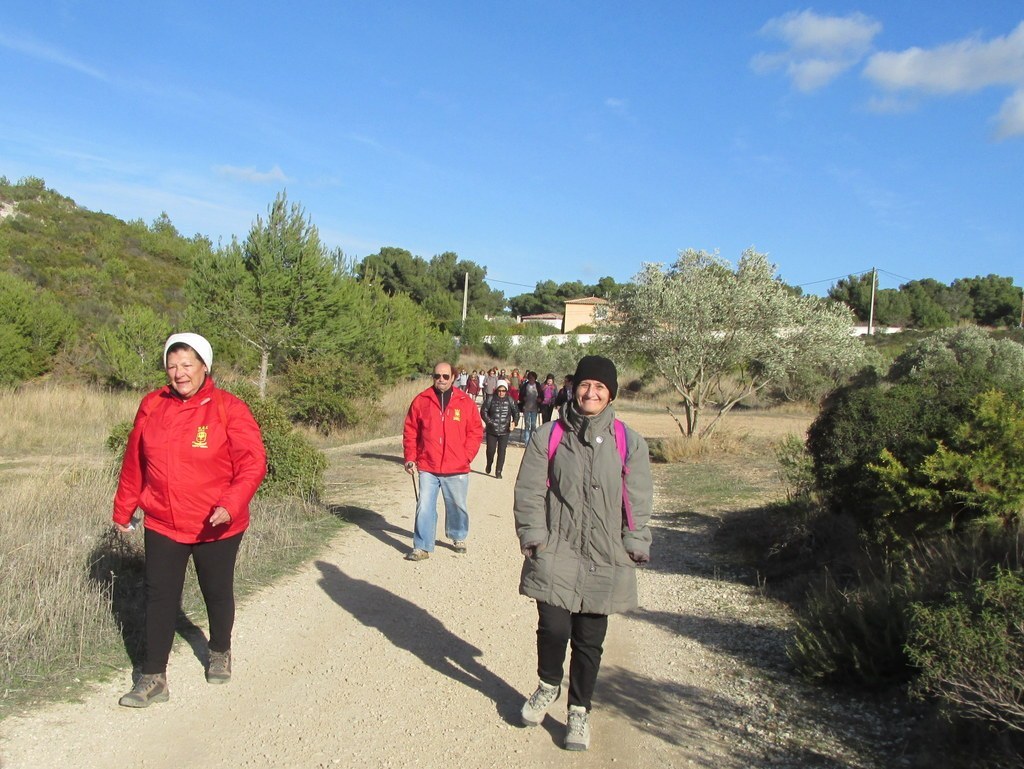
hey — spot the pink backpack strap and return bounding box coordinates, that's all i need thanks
[545,422,564,488]
[614,419,635,531]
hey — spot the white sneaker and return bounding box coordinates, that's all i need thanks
[565,705,590,751]
[521,680,560,726]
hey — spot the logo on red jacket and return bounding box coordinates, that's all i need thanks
[192,425,210,448]
[453,409,461,421]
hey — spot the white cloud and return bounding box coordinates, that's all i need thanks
[864,22,1024,93]
[994,89,1024,139]
[605,97,628,111]
[863,22,1024,138]
[753,10,882,91]
[0,30,107,81]
[214,164,291,184]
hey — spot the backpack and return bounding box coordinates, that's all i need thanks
[546,420,636,531]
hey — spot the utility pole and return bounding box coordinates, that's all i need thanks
[461,271,469,326]
[867,267,877,335]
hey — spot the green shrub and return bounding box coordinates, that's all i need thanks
[283,354,378,434]
[807,329,1024,548]
[96,305,171,390]
[775,433,815,501]
[226,382,326,500]
[907,567,1024,733]
[0,272,77,384]
[870,390,1024,540]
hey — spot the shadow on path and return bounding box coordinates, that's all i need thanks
[329,505,411,555]
[315,560,523,723]
[356,452,404,465]
[87,528,221,671]
[598,665,857,769]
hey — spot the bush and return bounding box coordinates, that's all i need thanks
[807,329,1024,548]
[283,354,378,435]
[790,527,1023,692]
[226,382,326,500]
[907,566,1024,733]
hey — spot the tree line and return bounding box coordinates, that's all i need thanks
[829,271,1022,328]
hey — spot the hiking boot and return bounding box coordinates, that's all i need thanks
[206,649,231,684]
[452,540,467,554]
[565,705,591,751]
[521,680,560,726]
[405,549,429,561]
[118,673,168,708]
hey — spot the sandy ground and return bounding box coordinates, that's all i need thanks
[1,408,898,769]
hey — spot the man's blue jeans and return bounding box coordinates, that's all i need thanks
[413,472,469,551]
[522,411,539,447]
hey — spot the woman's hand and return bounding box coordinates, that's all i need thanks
[209,506,232,526]
[113,522,133,534]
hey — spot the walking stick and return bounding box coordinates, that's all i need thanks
[411,469,419,503]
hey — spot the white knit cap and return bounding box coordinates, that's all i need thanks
[496,379,509,389]
[164,332,213,371]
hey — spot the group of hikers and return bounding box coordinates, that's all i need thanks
[113,335,653,754]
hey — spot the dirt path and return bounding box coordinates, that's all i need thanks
[0,410,899,768]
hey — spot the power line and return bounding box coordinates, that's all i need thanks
[482,276,536,289]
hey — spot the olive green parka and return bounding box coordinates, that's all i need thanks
[514,399,653,615]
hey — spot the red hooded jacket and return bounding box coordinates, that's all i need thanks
[113,377,267,544]
[403,385,482,474]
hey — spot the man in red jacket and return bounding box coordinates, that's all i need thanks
[403,361,483,561]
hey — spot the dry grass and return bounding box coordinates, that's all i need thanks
[0,385,139,458]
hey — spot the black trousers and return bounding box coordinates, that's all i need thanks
[485,432,510,473]
[142,528,243,674]
[535,601,609,711]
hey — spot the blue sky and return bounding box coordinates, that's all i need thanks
[2,2,1022,297]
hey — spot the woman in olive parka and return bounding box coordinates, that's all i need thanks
[513,355,653,751]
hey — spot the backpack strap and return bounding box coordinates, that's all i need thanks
[545,422,565,488]
[614,419,635,531]
[545,418,635,532]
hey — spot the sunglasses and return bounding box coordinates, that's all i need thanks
[432,373,452,380]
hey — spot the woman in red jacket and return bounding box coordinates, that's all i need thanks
[112,333,267,708]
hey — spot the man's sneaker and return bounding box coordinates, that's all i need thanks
[521,680,560,726]
[207,649,231,684]
[118,673,168,708]
[565,705,591,751]
[405,549,429,561]
[452,540,467,554]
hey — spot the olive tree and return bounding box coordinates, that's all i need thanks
[612,248,861,438]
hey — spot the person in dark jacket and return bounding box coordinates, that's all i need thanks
[553,374,574,420]
[518,371,541,446]
[514,355,652,751]
[480,380,520,479]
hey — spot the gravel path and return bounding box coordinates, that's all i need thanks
[0,412,906,768]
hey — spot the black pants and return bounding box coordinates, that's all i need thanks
[485,432,510,473]
[540,404,555,423]
[535,601,609,711]
[142,528,243,674]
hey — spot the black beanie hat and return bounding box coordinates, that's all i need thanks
[573,355,618,400]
